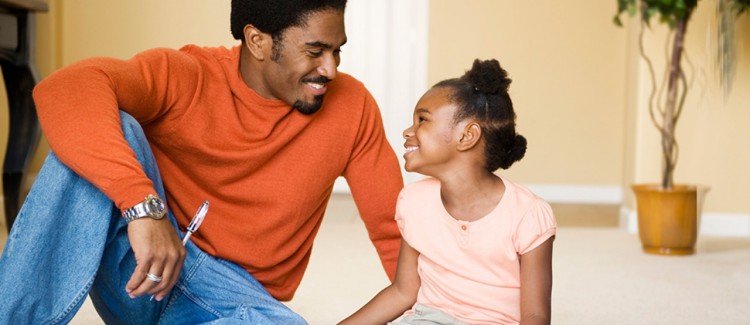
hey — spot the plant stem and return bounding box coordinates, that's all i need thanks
[662,17,690,190]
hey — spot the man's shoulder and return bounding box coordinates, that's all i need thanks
[324,72,374,111]
[176,44,238,61]
[330,72,366,92]
[132,45,236,66]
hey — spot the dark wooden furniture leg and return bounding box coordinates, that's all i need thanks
[0,0,48,231]
[1,62,41,230]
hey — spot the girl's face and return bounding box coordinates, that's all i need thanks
[402,87,464,175]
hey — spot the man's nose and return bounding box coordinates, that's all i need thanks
[317,54,338,80]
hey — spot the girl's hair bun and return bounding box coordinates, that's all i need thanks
[463,59,511,95]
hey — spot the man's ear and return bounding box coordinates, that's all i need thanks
[457,122,482,151]
[243,25,268,60]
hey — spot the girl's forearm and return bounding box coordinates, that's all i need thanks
[338,285,415,325]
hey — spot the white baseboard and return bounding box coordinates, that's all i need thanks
[334,181,750,237]
[527,184,750,237]
[337,181,626,204]
[16,176,750,237]
[523,184,623,205]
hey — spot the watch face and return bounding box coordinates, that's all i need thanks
[145,196,166,219]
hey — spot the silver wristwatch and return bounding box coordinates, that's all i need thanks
[123,194,167,223]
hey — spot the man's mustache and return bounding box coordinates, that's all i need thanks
[302,76,331,84]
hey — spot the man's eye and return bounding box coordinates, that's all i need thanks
[308,51,323,57]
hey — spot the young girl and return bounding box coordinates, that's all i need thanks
[339,59,556,325]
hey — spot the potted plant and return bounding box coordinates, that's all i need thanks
[614,0,750,255]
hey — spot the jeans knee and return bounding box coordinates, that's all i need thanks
[118,111,148,148]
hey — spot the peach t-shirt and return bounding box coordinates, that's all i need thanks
[396,177,556,324]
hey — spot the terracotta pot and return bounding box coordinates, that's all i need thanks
[631,184,701,255]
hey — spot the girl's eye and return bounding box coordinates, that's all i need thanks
[418,117,426,123]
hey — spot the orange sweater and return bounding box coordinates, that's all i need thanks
[32,45,403,300]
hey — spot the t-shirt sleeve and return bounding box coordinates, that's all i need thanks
[514,199,557,255]
[395,189,408,239]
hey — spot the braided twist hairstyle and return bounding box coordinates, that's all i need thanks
[434,59,527,171]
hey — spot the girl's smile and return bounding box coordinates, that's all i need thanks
[402,87,462,174]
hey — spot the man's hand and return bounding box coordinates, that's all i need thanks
[125,218,186,301]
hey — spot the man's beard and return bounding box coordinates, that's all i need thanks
[293,95,325,115]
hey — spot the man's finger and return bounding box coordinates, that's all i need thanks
[125,264,149,297]
[131,271,162,298]
[151,259,183,301]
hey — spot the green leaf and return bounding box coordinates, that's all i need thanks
[613,0,701,29]
[614,16,623,26]
[628,2,638,15]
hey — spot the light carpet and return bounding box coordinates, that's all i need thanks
[3,196,749,324]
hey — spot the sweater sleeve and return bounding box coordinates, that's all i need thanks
[32,47,200,210]
[343,90,404,281]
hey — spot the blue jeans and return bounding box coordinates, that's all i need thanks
[0,112,307,325]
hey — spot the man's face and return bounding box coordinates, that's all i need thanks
[258,10,347,115]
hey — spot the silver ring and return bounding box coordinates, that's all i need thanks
[146,273,163,283]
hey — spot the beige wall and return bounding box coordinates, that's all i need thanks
[429,0,750,216]
[2,1,748,219]
[59,0,235,63]
[429,0,628,186]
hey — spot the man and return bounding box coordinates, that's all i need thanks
[0,0,403,323]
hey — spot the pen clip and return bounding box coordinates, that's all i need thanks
[187,200,209,233]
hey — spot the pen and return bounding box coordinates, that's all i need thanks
[183,200,209,245]
[151,200,209,301]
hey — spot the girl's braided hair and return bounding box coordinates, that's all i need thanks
[434,59,527,171]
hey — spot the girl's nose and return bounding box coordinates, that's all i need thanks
[403,127,413,139]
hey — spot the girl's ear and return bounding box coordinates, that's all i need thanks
[457,122,482,151]
[244,25,268,60]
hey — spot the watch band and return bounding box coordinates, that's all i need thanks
[123,194,166,223]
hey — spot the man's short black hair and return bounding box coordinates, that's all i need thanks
[231,0,348,42]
